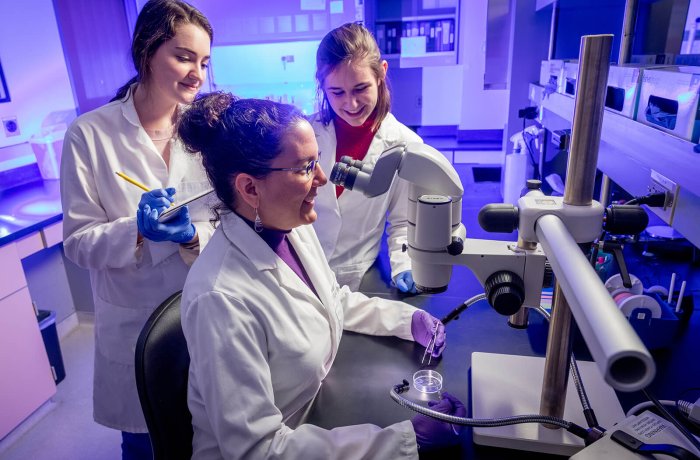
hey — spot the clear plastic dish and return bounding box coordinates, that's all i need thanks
[413,369,443,394]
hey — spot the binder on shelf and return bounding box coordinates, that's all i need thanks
[442,20,451,49]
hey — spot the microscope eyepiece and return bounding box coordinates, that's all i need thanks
[330,162,359,190]
[339,156,365,170]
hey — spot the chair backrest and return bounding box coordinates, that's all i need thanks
[135,291,193,460]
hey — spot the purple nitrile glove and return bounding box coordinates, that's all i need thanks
[411,310,446,358]
[393,270,418,294]
[137,203,196,244]
[411,392,466,451]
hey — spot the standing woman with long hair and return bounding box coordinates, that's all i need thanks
[60,1,213,458]
[311,22,425,294]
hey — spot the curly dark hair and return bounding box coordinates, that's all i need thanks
[178,92,308,214]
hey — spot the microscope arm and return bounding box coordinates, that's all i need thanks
[536,214,655,391]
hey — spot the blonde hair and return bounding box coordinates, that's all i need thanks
[315,23,390,131]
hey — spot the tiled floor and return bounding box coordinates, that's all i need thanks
[0,322,121,460]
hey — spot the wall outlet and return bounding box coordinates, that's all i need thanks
[648,169,680,224]
[2,117,20,137]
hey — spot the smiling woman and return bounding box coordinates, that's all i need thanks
[59,1,215,459]
[175,92,461,460]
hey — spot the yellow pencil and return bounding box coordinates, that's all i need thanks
[116,171,174,207]
[116,171,150,192]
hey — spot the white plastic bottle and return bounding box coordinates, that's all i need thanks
[502,133,529,205]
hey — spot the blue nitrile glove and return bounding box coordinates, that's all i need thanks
[411,310,446,358]
[393,270,418,294]
[137,201,196,244]
[138,187,176,215]
[411,392,466,451]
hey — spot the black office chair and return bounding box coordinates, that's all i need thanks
[135,291,193,460]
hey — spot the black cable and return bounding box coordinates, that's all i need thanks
[611,430,700,460]
[625,192,666,207]
[642,388,700,454]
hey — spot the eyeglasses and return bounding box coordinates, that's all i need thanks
[264,154,321,180]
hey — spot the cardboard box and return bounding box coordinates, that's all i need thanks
[635,66,700,141]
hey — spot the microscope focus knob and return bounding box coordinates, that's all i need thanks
[484,271,525,316]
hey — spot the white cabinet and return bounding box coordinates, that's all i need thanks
[0,241,56,440]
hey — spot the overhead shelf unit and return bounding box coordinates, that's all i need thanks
[375,13,458,67]
[529,83,700,248]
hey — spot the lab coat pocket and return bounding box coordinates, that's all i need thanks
[94,297,154,365]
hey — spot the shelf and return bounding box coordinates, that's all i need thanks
[529,83,700,248]
[529,84,700,197]
[373,3,458,64]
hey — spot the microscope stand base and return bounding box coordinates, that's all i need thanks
[471,352,625,457]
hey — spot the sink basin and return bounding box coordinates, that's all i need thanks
[16,200,62,217]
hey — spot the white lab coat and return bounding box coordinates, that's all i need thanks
[311,113,422,291]
[61,90,215,432]
[181,212,420,460]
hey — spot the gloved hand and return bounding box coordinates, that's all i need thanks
[411,392,466,451]
[393,270,418,294]
[137,192,196,244]
[411,310,446,358]
[138,188,176,215]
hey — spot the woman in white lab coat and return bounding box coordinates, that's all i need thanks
[311,23,423,293]
[60,1,214,458]
[177,93,463,459]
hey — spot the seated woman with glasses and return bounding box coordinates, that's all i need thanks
[176,93,463,459]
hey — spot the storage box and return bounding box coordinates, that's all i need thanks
[604,65,642,118]
[635,66,700,141]
[628,293,692,350]
[30,130,65,180]
[539,60,565,92]
[559,61,579,96]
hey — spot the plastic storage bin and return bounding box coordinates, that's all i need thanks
[30,131,65,180]
[635,66,700,141]
[37,309,66,384]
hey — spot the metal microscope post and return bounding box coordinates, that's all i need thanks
[539,34,612,422]
[600,0,638,207]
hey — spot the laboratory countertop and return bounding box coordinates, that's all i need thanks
[0,179,63,247]
[305,256,700,460]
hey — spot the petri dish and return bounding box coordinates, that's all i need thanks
[413,369,443,394]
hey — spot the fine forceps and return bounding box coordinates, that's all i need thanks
[420,327,439,366]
